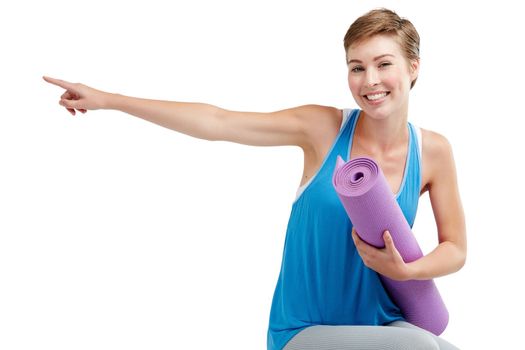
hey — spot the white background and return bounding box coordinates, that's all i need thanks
[1,0,523,349]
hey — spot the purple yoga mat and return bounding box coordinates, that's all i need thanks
[332,156,448,335]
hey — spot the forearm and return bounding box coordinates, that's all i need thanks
[107,93,222,140]
[406,241,466,280]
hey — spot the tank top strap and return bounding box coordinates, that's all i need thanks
[334,108,360,161]
[396,122,422,226]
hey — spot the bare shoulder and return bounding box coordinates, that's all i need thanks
[421,128,457,188]
[421,128,453,158]
[291,105,344,182]
[291,104,343,149]
[291,104,342,126]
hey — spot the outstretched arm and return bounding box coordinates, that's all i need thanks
[43,76,337,148]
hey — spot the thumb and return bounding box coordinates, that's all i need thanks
[383,230,396,250]
[60,98,82,110]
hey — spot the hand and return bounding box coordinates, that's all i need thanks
[351,228,411,281]
[43,76,111,116]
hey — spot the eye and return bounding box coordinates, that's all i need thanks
[350,66,364,73]
[379,62,392,69]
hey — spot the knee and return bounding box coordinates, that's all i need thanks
[388,321,441,350]
[410,332,440,350]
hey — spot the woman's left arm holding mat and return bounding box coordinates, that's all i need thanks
[406,130,467,280]
[352,130,467,281]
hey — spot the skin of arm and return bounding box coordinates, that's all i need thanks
[408,130,467,280]
[42,76,339,151]
[108,93,312,147]
[352,130,467,281]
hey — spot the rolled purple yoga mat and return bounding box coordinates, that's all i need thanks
[332,156,448,335]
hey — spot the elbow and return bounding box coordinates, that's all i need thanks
[187,104,226,142]
[460,249,467,269]
[456,253,467,272]
[208,107,229,142]
[454,244,467,272]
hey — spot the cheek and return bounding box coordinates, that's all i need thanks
[347,75,362,95]
[384,68,411,91]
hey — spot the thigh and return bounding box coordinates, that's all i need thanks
[283,323,444,350]
[388,321,460,350]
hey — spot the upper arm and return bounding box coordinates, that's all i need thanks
[424,130,467,252]
[213,104,341,149]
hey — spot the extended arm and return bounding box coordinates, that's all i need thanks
[43,76,338,148]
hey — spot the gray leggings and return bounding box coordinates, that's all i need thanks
[283,321,460,350]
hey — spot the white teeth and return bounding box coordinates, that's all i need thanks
[366,92,387,101]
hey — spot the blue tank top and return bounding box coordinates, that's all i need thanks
[267,108,422,350]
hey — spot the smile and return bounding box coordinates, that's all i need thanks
[364,92,389,101]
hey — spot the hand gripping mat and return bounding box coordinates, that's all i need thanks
[332,156,448,335]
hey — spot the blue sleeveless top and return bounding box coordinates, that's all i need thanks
[267,109,422,350]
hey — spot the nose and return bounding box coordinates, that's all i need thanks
[365,68,380,87]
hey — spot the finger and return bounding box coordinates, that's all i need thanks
[58,98,79,116]
[352,230,364,249]
[383,231,396,251]
[60,98,81,110]
[43,76,75,91]
[79,109,87,114]
[351,228,358,242]
[61,91,78,100]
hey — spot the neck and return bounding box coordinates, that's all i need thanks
[356,110,408,153]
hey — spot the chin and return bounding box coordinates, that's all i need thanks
[357,104,390,120]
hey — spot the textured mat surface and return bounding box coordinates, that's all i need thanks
[332,156,448,335]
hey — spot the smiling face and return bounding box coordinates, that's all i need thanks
[346,34,419,121]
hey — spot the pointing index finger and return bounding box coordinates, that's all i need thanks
[43,76,74,90]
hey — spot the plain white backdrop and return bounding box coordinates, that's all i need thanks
[1,0,523,349]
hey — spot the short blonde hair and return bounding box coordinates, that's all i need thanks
[344,8,420,88]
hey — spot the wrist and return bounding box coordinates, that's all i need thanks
[102,92,123,110]
[404,261,421,281]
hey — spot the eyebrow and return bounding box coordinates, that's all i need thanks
[346,54,395,65]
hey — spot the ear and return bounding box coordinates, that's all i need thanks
[409,58,420,82]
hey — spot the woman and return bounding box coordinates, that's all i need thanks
[44,8,466,350]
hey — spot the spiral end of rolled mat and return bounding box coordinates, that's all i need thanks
[332,156,380,197]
